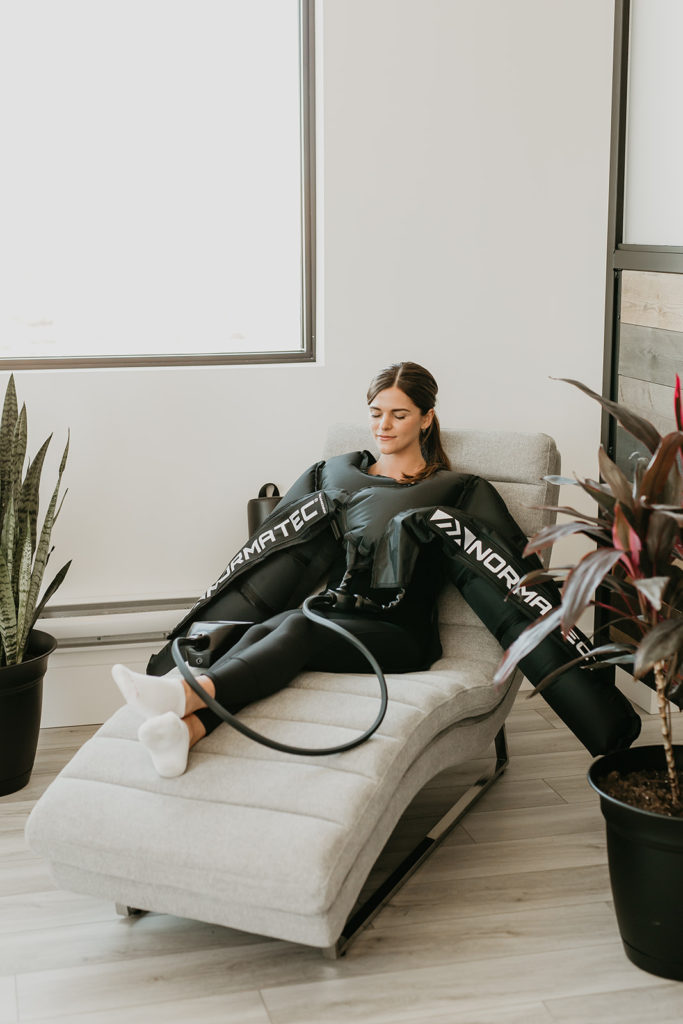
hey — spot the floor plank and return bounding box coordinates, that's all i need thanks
[543,980,683,1022]
[2,693,682,1022]
[259,944,662,1024]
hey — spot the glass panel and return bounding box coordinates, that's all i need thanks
[623,0,683,246]
[0,0,303,363]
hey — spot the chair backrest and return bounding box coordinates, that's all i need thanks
[323,425,561,634]
[323,424,560,540]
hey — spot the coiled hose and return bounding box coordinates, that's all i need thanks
[171,593,388,755]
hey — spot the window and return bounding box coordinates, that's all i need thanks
[0,0,315,368]
[604,0,683,468]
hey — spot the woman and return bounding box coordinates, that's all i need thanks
[113,361,455,777]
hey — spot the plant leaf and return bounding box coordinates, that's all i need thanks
[577,478,617,517]
[528,641,636,692]
[494,607,564,686]
[555,378,662,454]
[532,504,607,525]
[512,566,570,590]
[15,434,51,558]
[0,495,15,588]
[543,475,580,487]
[10,405,27,503]
[0,548,17,665]
[612,503,642,573]
[29,560,71,634]
[646,510,680,575]
[560,547,624,633]
[15,516,33,654]
[0,376,18,529]
[523,520,609,557]
[634,619,683,679]
[675,374,682,432]
[598,446,634,508]
[632,576,670,612]
[638,432,683,505]
[19,447,68,656]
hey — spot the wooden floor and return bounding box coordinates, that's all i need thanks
[2,694,683,1023]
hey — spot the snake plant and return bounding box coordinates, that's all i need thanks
[0,375,70,665]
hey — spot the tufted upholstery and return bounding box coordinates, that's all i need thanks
[26,427,560,950]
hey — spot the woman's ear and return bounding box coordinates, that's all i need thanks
[421,408,435,432]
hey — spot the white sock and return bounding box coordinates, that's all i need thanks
[138,712,191,778]
[112,663,190,719]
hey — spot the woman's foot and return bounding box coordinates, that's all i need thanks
[112,664,188,719]
[138,712,190,777]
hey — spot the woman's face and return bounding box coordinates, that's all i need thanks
[368,386,434,458]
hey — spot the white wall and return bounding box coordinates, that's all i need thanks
[9,0,616,724]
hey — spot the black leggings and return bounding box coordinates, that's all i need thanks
[194,608,428,736]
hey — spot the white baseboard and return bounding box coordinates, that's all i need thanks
[40,642,163,728]
[616,667,680,717]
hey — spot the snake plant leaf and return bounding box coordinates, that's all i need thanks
[598,445,635,509]
[15,434,51,558]
[634,618,683,679]
[0,547,18,666]
[29,560,71,638]
[19,482,61,656]
[0,376,18,527]
[493,606,564,686]
[560,547,624,634]
[10,405,27,502]
[555,378,662,454]
[53,489,68,525]
[58,430,69,477]
[523,520,609,558]
[0,495,15,586]
[15,516,33,654]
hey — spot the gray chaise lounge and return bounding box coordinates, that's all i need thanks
[26,425,560,956]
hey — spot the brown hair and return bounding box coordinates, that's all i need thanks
[366,361,451,480]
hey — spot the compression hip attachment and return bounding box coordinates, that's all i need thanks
[170,592,389,756]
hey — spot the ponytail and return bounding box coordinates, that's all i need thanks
[418,413,451,480]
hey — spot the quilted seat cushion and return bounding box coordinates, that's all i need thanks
[26,625,511,920]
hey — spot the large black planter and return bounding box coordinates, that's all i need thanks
[588,744,683,981]
[0,630,56,797]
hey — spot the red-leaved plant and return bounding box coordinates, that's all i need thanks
[495,377,683,808]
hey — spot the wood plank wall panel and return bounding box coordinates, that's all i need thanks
[615,271,683,475]
[618,375,678,436]
[619,323,683,388]
[621,270,683,332]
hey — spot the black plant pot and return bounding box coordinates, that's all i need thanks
[0,630,56,797]
[588,744,683,981]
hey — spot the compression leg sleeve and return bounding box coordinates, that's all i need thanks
[382,502,642,755]
[447,556,642,755]
[147,527,340,677]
